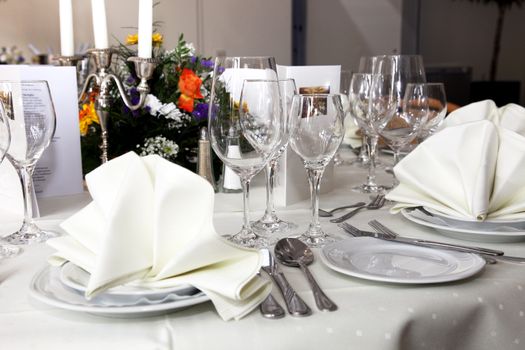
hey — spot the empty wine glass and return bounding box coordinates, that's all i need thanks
[0,101,21,258]
[208,57,281,248]
[417,82,447,140]
[334,70,352,166]
[0,81,57,245]
[288,94,345,247]
[349,72,390,193]
[251,78,298,236]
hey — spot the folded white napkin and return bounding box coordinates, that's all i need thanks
[47,152,270,321]
[387,100,525,221]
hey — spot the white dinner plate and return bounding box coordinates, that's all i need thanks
[402,208,525,243]
[320,237,485,284]
[59,262,198,304]
[30,265,210,318]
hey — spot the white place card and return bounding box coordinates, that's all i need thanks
[0,65,84,199]
[250,65,341,207]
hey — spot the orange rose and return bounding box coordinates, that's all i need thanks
[178,68,203,99]
[178,94,195,112]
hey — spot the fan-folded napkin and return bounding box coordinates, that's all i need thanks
[47,152,271,320]
[387,100,525,221]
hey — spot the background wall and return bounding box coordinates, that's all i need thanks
[0,0,292,64]
[305,0,403,72]
[419,0,525,104]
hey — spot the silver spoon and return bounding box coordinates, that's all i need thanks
[274,238,338,312]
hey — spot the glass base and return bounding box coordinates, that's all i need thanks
[226,226,277,249]
[296,231,336,248]
[352,183,392,194]
[0,243,21,259]
[5,221,59,245]
[251,214,298,236]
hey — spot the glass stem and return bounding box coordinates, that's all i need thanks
[307,167,324,234]
[241,178,251,230]
[367,135,379,187]
[263,160,277,219]
[392,150,401,187]
[359,134,369,161]
[19,165,35,226]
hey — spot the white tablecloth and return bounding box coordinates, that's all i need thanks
[1,152,525,350]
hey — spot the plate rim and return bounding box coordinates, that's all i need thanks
[422,206,525,225]
[59,262,196,298]
[320,237,485,284]
[402,208,525,238]
[30,265,210,316]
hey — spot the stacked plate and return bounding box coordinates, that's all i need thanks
[30,263,210,317]
[402,207,525,243]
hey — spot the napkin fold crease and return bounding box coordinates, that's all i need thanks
[48,152,270,320]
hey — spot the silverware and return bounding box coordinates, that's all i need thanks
[274,238,337,312]
[260,248,312,317]
[319,202,366,217]
[340,222,525,264]
[367,220,504,256]
[259,293,285,319]
[330,195,386,223]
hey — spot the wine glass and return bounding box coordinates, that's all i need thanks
[416,82,447,140]
[208,57,281,248]
[288,94,345,247]
[0,81,57,245]
[0,101,21,258]
[251,78,298,236]
[334,70,352,166]
[369,55,427,185]
[348,72,390,193]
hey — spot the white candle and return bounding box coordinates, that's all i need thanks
[91,0,108,49]
[138,0,153,58]
[59,0,74,56]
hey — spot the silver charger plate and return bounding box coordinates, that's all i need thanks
[30,265,210,318]
[320,237,485,284]
[402,208,525,243]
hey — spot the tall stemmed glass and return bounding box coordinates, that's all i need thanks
[288,94,345,247]
[349,73,390,193]
[252,78,298,236]
[0,81,57,244]
[209,57,281,248]
[369,55,427,185]
[0,102,21,258]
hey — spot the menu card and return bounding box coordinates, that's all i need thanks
[0,65,84,199]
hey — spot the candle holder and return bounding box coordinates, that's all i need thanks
[54,55,84,67]
[79,48,158,163]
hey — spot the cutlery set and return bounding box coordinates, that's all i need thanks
[260,194,525,319]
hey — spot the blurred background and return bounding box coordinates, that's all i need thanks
[0,0,524,105]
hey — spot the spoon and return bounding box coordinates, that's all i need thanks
[274,238,338,312]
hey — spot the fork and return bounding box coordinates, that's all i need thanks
[329,195,386,223]
[318,201,366,217]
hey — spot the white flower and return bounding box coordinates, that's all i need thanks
[145,94,163,116]
[183,42,196,57]
[138,136,179,160]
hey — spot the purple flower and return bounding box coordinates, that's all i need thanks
[192,102,209,121]
[201,59,214,69]
[218,66,225,74]
[190,56,197,64]
[126,75,137,85]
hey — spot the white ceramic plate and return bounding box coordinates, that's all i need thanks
[402,208,525,243]
[320,237,485,284]
[59,262,198,304]
[30,265,210,318]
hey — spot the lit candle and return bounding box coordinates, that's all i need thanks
[59,0,74,56]
[91,0,108,49]
[138,0,153,58]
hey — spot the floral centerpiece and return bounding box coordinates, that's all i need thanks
[79,34,216,175]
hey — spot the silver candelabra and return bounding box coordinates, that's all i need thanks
[67,48,158,163]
